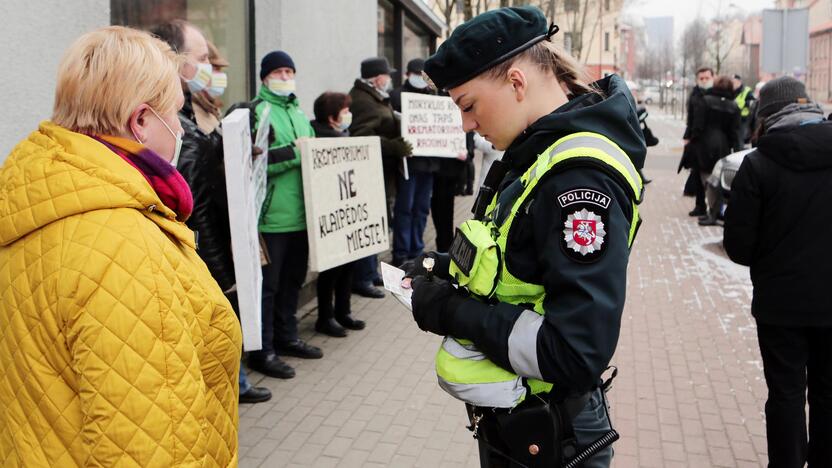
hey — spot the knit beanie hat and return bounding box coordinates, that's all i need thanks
[758,76,810,118]
[260,51,295,80]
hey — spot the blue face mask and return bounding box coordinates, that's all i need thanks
[338,112,352,131]
[207,72,227,98]
[186,62,213,94]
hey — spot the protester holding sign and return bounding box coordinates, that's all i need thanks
[246,51,322,380]
[310,91,367,338]
[152,20,272,404]
[348,56,413,298]
[390,58,440,266]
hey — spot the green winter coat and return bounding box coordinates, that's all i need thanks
[255,87,315,233]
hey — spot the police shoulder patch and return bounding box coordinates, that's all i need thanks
[557,188,610,263]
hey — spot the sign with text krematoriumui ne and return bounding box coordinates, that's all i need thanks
[222,108,263,351]
[300,137,389,272]
[400,92,466,157]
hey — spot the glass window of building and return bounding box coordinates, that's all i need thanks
[378,0,396,67]
[403,16,430,66]
[111,0,250,109]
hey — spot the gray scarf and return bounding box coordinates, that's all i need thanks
[765,102,825,133]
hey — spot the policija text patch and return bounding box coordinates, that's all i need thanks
[558,188,610,263]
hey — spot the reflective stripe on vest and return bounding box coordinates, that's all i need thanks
[435,131,643,408]
[735,86,751,118]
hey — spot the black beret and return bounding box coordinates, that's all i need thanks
[424,6,558,91]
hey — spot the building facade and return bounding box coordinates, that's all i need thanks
[775,0,832,102]
[1,0,444,161]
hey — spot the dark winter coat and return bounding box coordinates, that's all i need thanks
[724,114,832,327]
[680,87,705,172]
[177,94,235,292]
[689,88,741,172]
[348,79,411,177]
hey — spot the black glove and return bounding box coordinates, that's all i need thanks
[401,252,451,281]
[391,137,413,158]
[411,276,466,336]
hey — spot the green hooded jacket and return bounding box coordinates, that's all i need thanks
[254,87,315,233]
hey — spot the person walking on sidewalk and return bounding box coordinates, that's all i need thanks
[348,56,413,298]
[390,58,440,266]
[245,51,322,379]
[152,20,272,404]
[405,7,645,467]
[724,77,832,468]
[680,67,713,215]
[310,91,367,338]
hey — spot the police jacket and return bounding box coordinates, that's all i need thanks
[178,93,236,292]
[441,75,646,393]
[724,113,832,327]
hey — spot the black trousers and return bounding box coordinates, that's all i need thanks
[252,231,309,359]
[756,322,832,468]
[316,262,354,322]
[690,169,706,210]
[431,174,457,253]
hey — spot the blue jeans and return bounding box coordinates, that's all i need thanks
[393,171,434,263]
[572,388,614,467]
[352,254,379,287]
[239,363,251,394]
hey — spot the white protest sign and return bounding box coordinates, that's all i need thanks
[222,108,263,351]
[253,104,270,216]
[400,92,466,157]
[300,136,389,272]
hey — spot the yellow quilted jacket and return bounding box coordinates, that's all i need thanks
[0,122,242,467]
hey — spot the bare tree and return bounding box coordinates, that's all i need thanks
[709,17,741,74]
[680,18,709,79]
[462,0,475,20]
[434,0,458,38]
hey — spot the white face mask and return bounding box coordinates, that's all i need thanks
[207,72,228,98]
[382,79,393,93]
[268,78,296,96]
[145,107,183,167]
[186,62,213,94]
[338,111,352,131]
[699,79,714,90]
[408,74,428,89]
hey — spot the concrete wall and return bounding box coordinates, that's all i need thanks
[255,0,377,118]
[0,0,110,161]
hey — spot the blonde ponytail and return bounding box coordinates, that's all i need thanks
[483,40,601,98]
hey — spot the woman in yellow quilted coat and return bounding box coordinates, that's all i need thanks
[0,27,242,467]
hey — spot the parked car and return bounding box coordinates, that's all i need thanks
[708,148,755,217]
[642,86,660,105]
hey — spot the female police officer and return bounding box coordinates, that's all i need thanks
[403,6,645,468]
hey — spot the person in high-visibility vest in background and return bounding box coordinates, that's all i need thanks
[732,74,757,147]
[402,6,645,467]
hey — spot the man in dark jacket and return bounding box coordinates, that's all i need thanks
[723,77,831,468]
[152,19,272,403]
[348,57,413,297]
[681,67,713,215]
[389,58,440,266]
